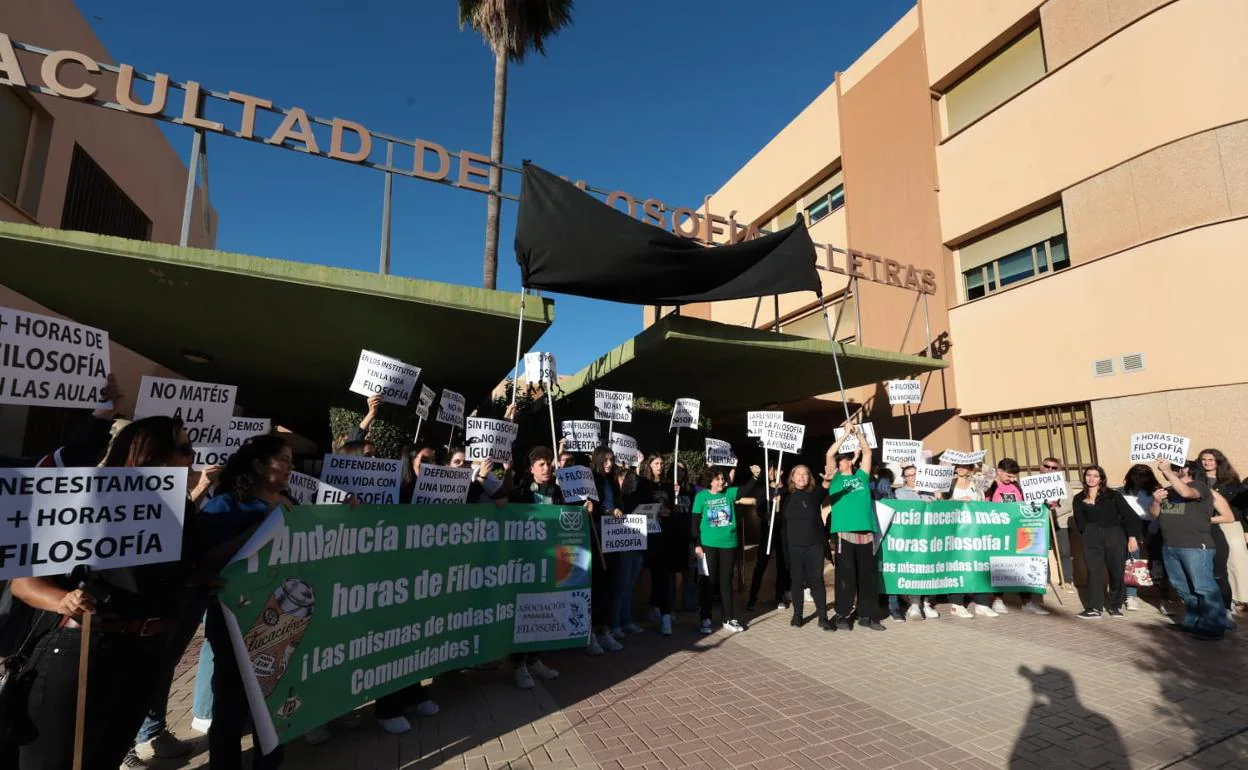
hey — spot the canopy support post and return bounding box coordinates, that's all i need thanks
[773,295,780,333]
[816,290,853,424]
[510,291,526,408]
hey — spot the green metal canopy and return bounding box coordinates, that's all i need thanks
[0,222,553,442]
[556,314,946,417]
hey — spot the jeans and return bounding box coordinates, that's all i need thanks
[136,593,210,742]
[1163,545,1226,636]
[193,636,214,720]
[610,551,644,629]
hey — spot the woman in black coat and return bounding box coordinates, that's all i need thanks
[783,464,835,631]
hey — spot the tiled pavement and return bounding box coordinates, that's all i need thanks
[151,582,1248,770]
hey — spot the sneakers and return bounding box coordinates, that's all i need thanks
[623,623,644,635]
[991,598,1009,614]
[529,660,559,680]
[599,633,624,652]
[377,716,411,735]
[950,605,974,618]
[1125,596,1143,612]
[973,603,999,618]
[1107,607,1125,618]
[1076,609,1102,620]
[610,627,627,640]
[190,717,212,735]
[862,619,887,631]
[889,608,906,622]
[777,600,791,611]
[120,750,146,769]
[415,700,439,717]
[586,634,604,656]
[647,606,661,622]
[905,604,923,620]
[922,602,939,619]
[134,730,190,760]
[305,725,332,745]
[660,614,673,636]
[699,618,713,635]
[1021,601,1051,615]
[514,665,535,689]
[724,619,745,633]
[835,616,852,631]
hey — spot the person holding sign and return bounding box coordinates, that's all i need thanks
[1072,465,1142,619]
[610,466,648,639]
[693,465,761,634]
[825,422,885,631]
[637,454,681,636]
[586,447,627,652]
[985,459,1050,616]
[781,465,835,631]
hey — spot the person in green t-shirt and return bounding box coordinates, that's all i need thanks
[693,464,760,635]
[824,421,886,631]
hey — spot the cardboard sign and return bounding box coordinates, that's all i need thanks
[0,466,188,579]
[436,389,465,428]
[555,466,598,502]
[134,375,237,446]
[561,421,602,453]
[1129,433,1190,467]
[914,466,955,493]
[990,556,1048,589]
[227,417,271,449]
[415,384,436,421]
[881,439,923,465]
[193,445,234,471]
[610,432,639,466]
[348,349,421,406]
[465,417,518,463]
[601,514,648,553]
[670,398,700,430]
[634,502,662,534]
[886,380,922,405]
[1020,472,1069,503]
[763,421,805,455]
[593,389,633,422]
[834,422,878,452]
[0,307,111,408]
[411,464,474,505]
[318,454,402,505]
[747,410,784,439]
[285,471,347,506]
[705,438,738,467]
[941,449,987,466]
[524,352,557,386]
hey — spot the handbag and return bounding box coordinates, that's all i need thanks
[1124,557,1154,587]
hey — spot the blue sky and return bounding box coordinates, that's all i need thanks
[75,0,913,374]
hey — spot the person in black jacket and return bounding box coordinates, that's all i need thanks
[782,465,835,631]
[747,465,789,612]
[1073,465,1142,619]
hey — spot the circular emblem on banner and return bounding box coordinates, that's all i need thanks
[559,508,584,531]
[1019,503,1045,521]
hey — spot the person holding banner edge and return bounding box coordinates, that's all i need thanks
[825,421,885,631]
[942,462,996,619]
[693,465,761,634]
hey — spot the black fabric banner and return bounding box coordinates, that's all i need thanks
[515,164,820,305]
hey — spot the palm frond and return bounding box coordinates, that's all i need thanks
[458,0,575,63]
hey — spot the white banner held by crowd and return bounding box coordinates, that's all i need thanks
[1020,472,1069,503]
[555,466,598,502]
[524,352,557,386]
[1129,433,1190,467]
[465,417,518,463]
[0,467,188,579]
[415,384,436,421]
[411,464,474,505]
[348,349,421,406]
[593,389,633,422]
[881,439,923,465]
[134,376,237,446]
[319,454,402,505]
[601,514,648,553]
[670,398,700,430]
[914,465,955,493]
[747,410,784,438]
[436,389,465,428]
[940,449,987,466]
[886,380,922,405]
[610,432,639,466]
[0,308,111,408]
[763,421,805,455]
[834,422,878,452]
[226,417,271,449]
[561,421,602,453]
[705,438,738,467]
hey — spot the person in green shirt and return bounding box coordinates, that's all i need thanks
[825,421,885,631]
[693,464,761,634]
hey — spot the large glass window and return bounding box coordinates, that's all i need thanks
[957,207,1068,301]
[805,184,844,223]
[968,402,1095,486]
[942,26,1047,136]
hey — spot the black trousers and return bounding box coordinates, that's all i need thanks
[1212,524,1233,609]
[788,543,828,620]
[1082,523,1127,611]
[699,546,736,622]
[650,560,673,614]
[749,522,789,605]
[834,537,879,622]
[206,602,283,770]
[15,626,163,770]
[591,547,612,627]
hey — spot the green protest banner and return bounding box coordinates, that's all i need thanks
[878,500,1050,595]
[217,503,592,753]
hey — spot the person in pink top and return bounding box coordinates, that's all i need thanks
[986,458,1052,615]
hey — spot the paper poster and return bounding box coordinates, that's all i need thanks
[1129,433,1190,467]
[762,421,805,455]
[593,389,633,422]
[670,398,700,430]
[348,349,421,406]
[524,352,557,386]
[913,465,955,493]
[415,384,436,421]
[193,445,234,470]
[881,439,923,465]
[227,417,271,449]
[285,471,343,506]
[601,514,648,553]
[555,466,598,502]
[940,449,987,466]
[747,410,784,439]
[0,466,188,579]
[634,502,662,534]
[834,422,878,452]
[561,421,602,453]
[990,556,1049,589]
[411,464,474,505]
[465,417,518,463]
[318,454,403,505]
[0,307,111,408]
[134,375,237,446]
[886,380,922,405]
[1020,472,1069,503]
[705,438,738,467]
[436,389,466,428]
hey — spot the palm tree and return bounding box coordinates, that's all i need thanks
[459,0,574,290]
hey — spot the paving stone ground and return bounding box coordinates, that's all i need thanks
[149,576,1248,770]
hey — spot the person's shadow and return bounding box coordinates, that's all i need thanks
[1010,665,1129,768]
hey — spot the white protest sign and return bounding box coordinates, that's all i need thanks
[940,449,987,466]
[601,514,648,553]
[834,422,878,452]
[561,421,602,453]
[634,502,662,534]
[763,421,805,455]
[226,417,271,449]
[0,466,188,579]
[1020,472,1069,503]
[193,445,234,471]
[0,307,111,408]
[513,590,590,645]
[747,410,784,439]
[555,466,598,502]
[411,464,474,505]
[610,432,639,466]
[465,417,518,463]
[594,389,633,422]
[881,439,923,465]
[1129,433,1190,467]
[318,454,402,505]
[415,384,436,421]
[887,379,922,405]
[670,398,700,430]
[524,352,557,386]
[705,438,738,467]
[436,389,465,428]
[990,556,1048,589]
[134,376,237,446]
[286,471,344,506]
[348,349,421,406]
[914,465,955,494]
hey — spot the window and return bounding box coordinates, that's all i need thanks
[0,87,34,203]
[957,207,1068,301]
[806,184,844,223]
[967,402,1095,485]
[942,26,1047,136]
[60,145,152,240]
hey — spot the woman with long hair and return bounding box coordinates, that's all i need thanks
[782,464,834,631]
[1119,464,1160,612]
[943,463,993,618]
[584,446,623,653]
[693,464,761,634]
[1073,465,1142,619]
[1197,448,1248,616]
[637,454,678,635]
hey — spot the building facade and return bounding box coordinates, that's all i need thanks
[660,0,1248,482]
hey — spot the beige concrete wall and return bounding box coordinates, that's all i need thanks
[919,0,1044,88]
[840,8,919,93]
[949,217,1248,416]
[937,0,1248,244]
[1091,383,1248,484]
[1041,0,1172,69]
